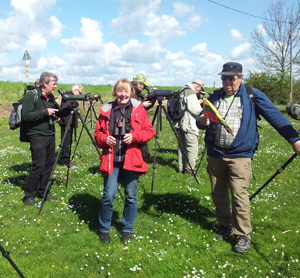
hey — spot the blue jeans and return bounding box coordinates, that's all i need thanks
[99,167,140,233]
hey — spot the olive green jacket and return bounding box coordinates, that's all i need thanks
[22,88,71,136]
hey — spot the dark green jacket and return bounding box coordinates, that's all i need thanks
[22,88,71,136]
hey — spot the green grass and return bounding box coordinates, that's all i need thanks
[0,83,300,277]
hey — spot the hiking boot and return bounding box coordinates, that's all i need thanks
[99,233,111,243]
[184,169,200,175]
[23,197,38,206]
[121,232,133,243]
[216,225,232,240]
[233,235,251,253]
[37,193,57,201]
[63,161,77,168]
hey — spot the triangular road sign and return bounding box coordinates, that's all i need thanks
[22,50,31,60]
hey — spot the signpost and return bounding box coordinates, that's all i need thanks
[22,50,31,85]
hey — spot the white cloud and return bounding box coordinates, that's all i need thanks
[165,51,185,61]
[110,0,186,46]
[184,14,204,30]
[0,0,62,54]
[25,33,47,55]
[172,59,195,69]
[199,53,225,75]
[190,43,208,58]
[230,43,251,59]
[61,18,104,53]
[257,24,267,37]
[110,0,161,37]
[230,29,245,41]
[49,16,64,39]
[173,2,195,16]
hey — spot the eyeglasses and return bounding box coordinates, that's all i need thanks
[116,89,130,94]
[221,76,236,82]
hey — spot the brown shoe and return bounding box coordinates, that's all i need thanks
[184,169,200,175]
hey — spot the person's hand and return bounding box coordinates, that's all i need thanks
[123,133,133,145]
[106,136,116,146]
[292,140,300,156]
[199,114,210,126]
[143,101,152,108]
[47,108,58,115]
[199,99,203,105]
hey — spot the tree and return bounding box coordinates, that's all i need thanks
[244,71,290,104]
[250,0,300,73]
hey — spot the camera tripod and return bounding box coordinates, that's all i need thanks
[0,243,25,277]
[150,97,199,198]
[37,107,102,216]
[71,98,101,166]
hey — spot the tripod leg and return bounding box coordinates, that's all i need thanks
[0,244,25,278]
[65,126,74,188]
[70,106,92,161]
[195,145,207,174]
[76,109,101,156]
[38,111,75,216]
[249,153,298,201]
[118,186,125,201]
[151,105,161,199]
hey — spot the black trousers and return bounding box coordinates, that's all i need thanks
[23,134,55,200]
[60,125,72,166]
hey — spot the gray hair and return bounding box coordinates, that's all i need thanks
[39,72,58,88]
[35,79,40,87]
[236,73,244,79]
[72,84,83,92]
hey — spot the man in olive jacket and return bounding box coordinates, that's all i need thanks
[175,79,204,174]
[22,72,71,206]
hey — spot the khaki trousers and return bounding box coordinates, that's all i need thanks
[177,129,198,172]
[207,157,252,236]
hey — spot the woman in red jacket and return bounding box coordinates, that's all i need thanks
[95,78,155,243]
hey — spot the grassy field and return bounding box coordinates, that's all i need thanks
[0,82,300,277]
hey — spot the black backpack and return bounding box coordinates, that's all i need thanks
[9,87,39,142]
[167,87,187,121]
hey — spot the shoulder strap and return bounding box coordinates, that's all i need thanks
[245,86,255,108]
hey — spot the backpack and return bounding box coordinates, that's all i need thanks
[9,88,39,142]
[167,87,187,121]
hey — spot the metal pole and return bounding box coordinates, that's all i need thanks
[290,21,293,104]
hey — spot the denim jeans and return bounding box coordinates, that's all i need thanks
[99,167,140,233]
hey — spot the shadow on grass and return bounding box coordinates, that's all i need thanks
[68,193,121,234]
[3,175,27,188]
[87,165,100,174]
[140,192,215,231]
[5,163,32,188]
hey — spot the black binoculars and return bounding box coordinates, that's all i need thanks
[113,117,126,136]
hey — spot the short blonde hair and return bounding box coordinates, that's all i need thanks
[112,78,135,97]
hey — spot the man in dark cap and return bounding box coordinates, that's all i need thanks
[196,62,300,253]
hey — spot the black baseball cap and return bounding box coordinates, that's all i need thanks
[218,62,243,75]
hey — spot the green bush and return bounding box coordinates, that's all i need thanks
[244,71,291,105]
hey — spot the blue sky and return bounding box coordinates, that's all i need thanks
[0,0,297,87]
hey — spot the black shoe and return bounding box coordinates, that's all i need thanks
[23,197,38,206]
[216,225,232,240]
[233,235,251,253]
[99,232,111,243]
[121,232,133,243]
[37,193,57,201]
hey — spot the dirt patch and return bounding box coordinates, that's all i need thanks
[0,103,12,118]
